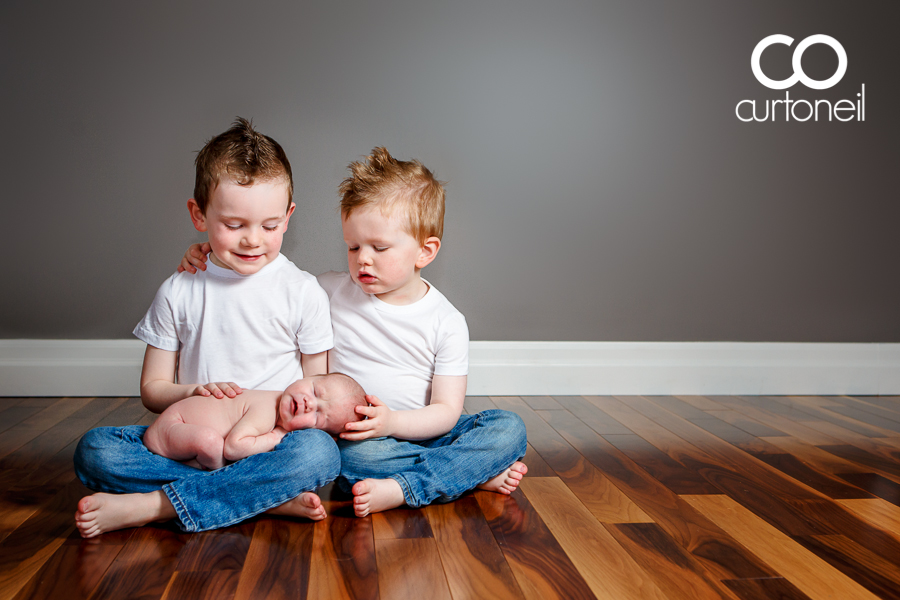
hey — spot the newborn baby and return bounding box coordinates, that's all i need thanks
[144,373,366,470]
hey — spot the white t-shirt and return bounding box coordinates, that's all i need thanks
[134,254,333,391]
[318,272,468,411]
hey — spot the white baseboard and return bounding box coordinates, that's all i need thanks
[1,339,898,397]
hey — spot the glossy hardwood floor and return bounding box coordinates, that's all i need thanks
[0,393,898,599]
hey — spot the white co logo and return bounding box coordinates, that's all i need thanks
[751,34,847,90]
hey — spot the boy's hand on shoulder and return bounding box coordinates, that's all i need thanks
[191,381,243,399]
[340,395,394,441]
[177,242,211,274]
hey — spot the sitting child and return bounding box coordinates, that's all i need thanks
[144,373,367,470]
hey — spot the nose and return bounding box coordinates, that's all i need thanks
[242,228,261,248]
[358,247,373,266]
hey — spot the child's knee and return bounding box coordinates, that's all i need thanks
[282,429,341,473]
[483,410,527,451]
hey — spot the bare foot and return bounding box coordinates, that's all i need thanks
[266,492,327,521]
[75,491,175,538]
[477,461,528,495]
[351,478,405,517]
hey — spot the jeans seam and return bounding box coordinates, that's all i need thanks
[391,474,417,507]
[163,484,196,532]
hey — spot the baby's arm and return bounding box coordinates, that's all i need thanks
[139,346,243,413]
[222,390,286,462]
[341,375,467,442]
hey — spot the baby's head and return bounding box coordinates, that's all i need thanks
[187,117,296,275]
[338,148,446,301]
[277,373,367,436]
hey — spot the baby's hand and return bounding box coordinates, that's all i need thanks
[178,242,211,273]
[340,395,394,441]
[192,382,243,399]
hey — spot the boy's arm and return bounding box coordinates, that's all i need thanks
[139,345,243,413]
[222,390,286,461]
[300,351,328,377]
[341,375,467,442]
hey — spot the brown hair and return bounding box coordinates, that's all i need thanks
[193,117,293,214]
[339,147,445,243]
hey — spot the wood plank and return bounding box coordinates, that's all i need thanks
[840,395,900,415]
[818,444,900,479]
[375,538,452,600]
[173,520,255,571]
[600,433,720,495]
[475,489,595,600]
[308,512,378,600]
[427,495,525,599]
[760,435,871,476]
[232,519,314,600]
[705,396,843,445]
[522,396,562,410]
[780,497,900,568]
[490,398,597,478]
[160,570,239,600]
[0,398,127,471]
[837,498,900,533]
[793,534,900,600]
[372,506,434,540]
[540,409,776,580]
[0,398,94,460]
[521,477,668,600]
[720,578,813,600]
[464,396,498,414]
[87,525,189,600]
[681,494,880,600]
[624,395,826,502]
[710,410,789,438]
[835,473,900,507]
[530,409,653,522]
[746,452,874,499]
[674,395,729,411]
[554,396,633,435]
[773,396,896,438]
[0,478,88,600]
[10,530,125,600]
[823,403,900,435]
[605,523,740,600]
[0,400,55,435]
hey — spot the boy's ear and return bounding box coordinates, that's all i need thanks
[416,236,441,270]
[187,199,208,232]
[282,202,296,229]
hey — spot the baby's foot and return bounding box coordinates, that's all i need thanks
[477,461,528,495]
[267,492,327,521]
[75,491,172,538]
[351,479,405,517]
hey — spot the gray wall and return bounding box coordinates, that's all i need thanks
[2,0,898,342]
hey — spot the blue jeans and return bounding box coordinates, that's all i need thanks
[337,409,527,507]
[74,425,340,532]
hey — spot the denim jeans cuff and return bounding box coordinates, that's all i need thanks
[391,474,419,508]
[162,483,196,532]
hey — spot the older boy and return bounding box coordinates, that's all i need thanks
[182,148,528,517]
[74,118,339,538]
[145,373,367,470]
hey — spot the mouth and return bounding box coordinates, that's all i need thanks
[357,271,376,284]
[292,398,299,416]
[234,253,261,261]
